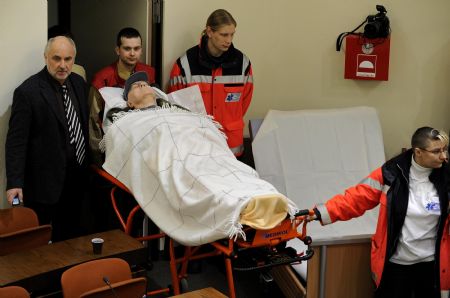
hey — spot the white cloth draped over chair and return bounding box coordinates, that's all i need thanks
[252,106,385,279]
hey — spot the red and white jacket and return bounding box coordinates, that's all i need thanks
[316,149,450,290]
[168,37,253,156]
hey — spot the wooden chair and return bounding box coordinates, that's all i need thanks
[0,285,30,298]
[61,258,147,298]
[0,207,52,256]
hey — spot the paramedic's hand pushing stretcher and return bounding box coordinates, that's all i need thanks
[306,207,321,222]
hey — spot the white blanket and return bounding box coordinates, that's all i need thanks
[102,107,297,246]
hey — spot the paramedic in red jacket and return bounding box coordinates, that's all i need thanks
[168,9,253,157]
[89,27,156,165]
[311,127,450,298]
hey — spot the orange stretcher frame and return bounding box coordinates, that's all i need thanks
[92,166,314,298]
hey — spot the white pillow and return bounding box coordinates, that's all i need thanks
[98,87,127,134]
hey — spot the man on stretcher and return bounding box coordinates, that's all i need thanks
[99,72,299,246]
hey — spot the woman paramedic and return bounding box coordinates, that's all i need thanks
[310,127,450,298]
[168,9,253,158]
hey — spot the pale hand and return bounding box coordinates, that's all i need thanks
[6,188,23,205]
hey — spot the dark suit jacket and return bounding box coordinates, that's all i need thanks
[5,68,89,204]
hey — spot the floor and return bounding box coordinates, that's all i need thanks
[144,251,288,297]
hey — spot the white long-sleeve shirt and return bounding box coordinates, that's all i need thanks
[390,156,440,265]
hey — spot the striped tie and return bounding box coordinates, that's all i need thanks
[61,85,85,165]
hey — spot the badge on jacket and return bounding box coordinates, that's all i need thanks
[425,196,440,213]
[225,93,241,102]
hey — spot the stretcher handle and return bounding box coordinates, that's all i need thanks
[295,209,312,217]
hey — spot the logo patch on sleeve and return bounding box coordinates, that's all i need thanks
[225,93,241,102]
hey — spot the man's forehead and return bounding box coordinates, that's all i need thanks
[120,37,142,47]
[48,41,75,55]
[48,48,74,57]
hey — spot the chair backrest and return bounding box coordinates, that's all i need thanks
[0,207,52,256]
[0,207,39,233]
[61,258,145,298]
[0,285,30,298]
[80,277,147,298]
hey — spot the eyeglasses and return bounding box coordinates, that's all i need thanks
[420,147,448,155]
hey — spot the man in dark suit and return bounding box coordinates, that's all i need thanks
[5,36,90,241]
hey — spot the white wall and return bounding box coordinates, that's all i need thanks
[162,0,450,159]
[0,0,47,208]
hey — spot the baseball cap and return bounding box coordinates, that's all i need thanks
[123,71,149,100]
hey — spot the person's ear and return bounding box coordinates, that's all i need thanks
[206,26,213,38]
[413,147,422,157]
[115,46,120,56]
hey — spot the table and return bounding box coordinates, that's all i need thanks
[170,287,228,298]
[0,229,146,296]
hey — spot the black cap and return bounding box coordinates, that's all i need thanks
[123,71,149,100]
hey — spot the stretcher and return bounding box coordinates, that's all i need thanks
[93,166,315,297]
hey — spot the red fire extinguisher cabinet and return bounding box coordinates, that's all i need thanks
[344,34,390,81]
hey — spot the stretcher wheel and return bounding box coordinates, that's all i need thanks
[276,242,286,252]
[167,284,174,295]
[285,247,297,258]
[180,278,189,293]
[303,236,312,245]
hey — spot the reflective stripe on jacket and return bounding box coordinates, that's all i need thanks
[168,38,253,156]
[316,149,450,290]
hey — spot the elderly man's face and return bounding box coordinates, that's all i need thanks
[127,81,156,109]
[45,36,75,84]
[414,139,448,168]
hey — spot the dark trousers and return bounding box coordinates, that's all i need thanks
[26,164,86,242]
[375,261,440,298]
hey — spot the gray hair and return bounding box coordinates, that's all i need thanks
[44,36,77,56]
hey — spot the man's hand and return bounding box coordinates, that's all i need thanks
[6,188,23,205]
